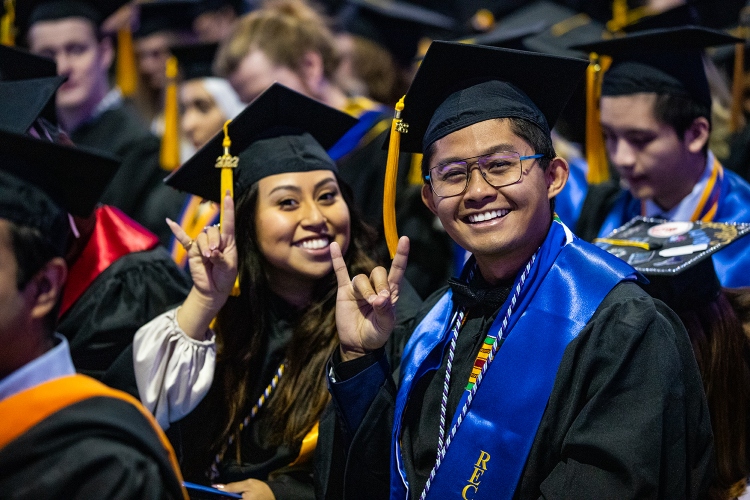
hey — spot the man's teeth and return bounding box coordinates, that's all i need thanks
[299,238,329,250]
[468,210,509,223]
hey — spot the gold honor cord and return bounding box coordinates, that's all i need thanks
[160,56,181,171]
[585,52,611,185]
[383,96,406,259]
[1,0,15,46]
[216,120,241,296]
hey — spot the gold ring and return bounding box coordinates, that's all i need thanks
[184,239,194,251]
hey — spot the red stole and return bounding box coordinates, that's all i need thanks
[59,206,159,317]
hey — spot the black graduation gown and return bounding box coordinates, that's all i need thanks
[159,281,424,499]
[316,281,714,499]
[59,247,191,380]
[0,395,185,500]
[70,103,186,247]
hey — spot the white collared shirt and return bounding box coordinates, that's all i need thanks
[643,151,714,220]
[0,334,76,402]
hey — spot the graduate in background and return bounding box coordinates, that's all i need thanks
[573,27,750,288]
[17,0,185,247]
[191,0,245,43]
[128,84,422,499]
[318,41,713,500]
[168,42,245,269]
[0,129,187,500]
[595,218,750,500]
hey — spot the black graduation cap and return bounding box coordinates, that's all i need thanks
[0,45,56,81]
[337,0,457,66]
[171,43,218,80]
[135,0,199,38]
[16,0,128,37]
[165,83,358,202]
[396,40,589,153]
[0,76,65,134]
[572,26,741,108]
[0,130,120,253]
[620,4,701,33]
[456,20,547,51]
[594,217,750,310]
[191,0,246,16]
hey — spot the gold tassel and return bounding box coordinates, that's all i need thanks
[407,153,423,186]
[215,120,241,296]
[731,32,747,133]
[585,53,611,184]
[160,55,180,171]
[383,96,406,259]
[116,27,138,97]
[1,0,15,47]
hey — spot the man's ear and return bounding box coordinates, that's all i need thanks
[545,157,569,199]
[685,116,710,154]
[24,257,67,321]
[298,50,324,96]
[421,183,438,216]
[98,36,115,72]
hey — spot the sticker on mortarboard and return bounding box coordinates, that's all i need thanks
[595,217,750,275]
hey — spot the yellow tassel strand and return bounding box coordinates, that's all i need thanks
[116,27,138,97]
[731,25,748,133]
[215,120,241,296]
[585,53,611,185]
[160,56,180,171]
[383,96,406,259]
[1,0,15,47]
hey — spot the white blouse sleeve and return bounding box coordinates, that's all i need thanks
[132,307,216,430]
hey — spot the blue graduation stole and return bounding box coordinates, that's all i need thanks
[390,221,638,499]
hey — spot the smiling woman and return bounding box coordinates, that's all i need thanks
[124,84,422,499]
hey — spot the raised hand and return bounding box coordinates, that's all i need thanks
[330,236,409,361]
[167,192,238,339]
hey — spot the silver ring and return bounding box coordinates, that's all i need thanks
[203,223,221,232]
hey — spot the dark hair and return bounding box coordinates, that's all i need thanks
[8,222,65,334]
[652,93,711,155]
[677,288,750,500]
[421,117,557,212]
[211,174,377,453]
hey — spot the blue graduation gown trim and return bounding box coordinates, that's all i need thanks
[391,221,638,499]
[597,164,750,287]
[327,109,386,161]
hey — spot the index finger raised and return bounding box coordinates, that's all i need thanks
[221,191,235,240]
[329,241,352,288]
[388,236,410,286]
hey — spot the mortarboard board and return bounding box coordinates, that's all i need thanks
[135,0,199,38]
[0,76,66,134]
[0,44,57,81]
[395,40,589,153]
[165,83,358,202]
[191,0,246,16]
[594,217,750,310]
[171,42,218,80]
[455,20,547,51]
[337,0,457,66]
[620,4,702,33]
[572,26,741,108]
[16,0,129,38]
[0,130,120,252]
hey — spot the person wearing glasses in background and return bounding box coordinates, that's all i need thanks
[317,41,714,500]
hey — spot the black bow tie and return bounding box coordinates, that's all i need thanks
[448,276,512,311]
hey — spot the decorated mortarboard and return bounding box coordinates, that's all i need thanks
[572,26,741,108]
[16,0,129,36]
[0,76,66,134]
[396,40,589,153]
[135,0,199,38]
[165,83,358,202]
[0,130,120,252]
[170,42,218,80]
[337,0,457,66]
[594,217,750,310]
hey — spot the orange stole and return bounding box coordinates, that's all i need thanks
[0,374,188,500]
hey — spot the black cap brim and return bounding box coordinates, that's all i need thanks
[165,83,358,202]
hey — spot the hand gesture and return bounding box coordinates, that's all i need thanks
[330,236,409,361]
[167,192,238,308]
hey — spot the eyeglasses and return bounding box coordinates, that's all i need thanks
[425,151,545,198]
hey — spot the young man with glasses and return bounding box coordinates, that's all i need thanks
[318,41,713,500]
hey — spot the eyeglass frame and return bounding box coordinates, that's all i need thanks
[424,151,546,198]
